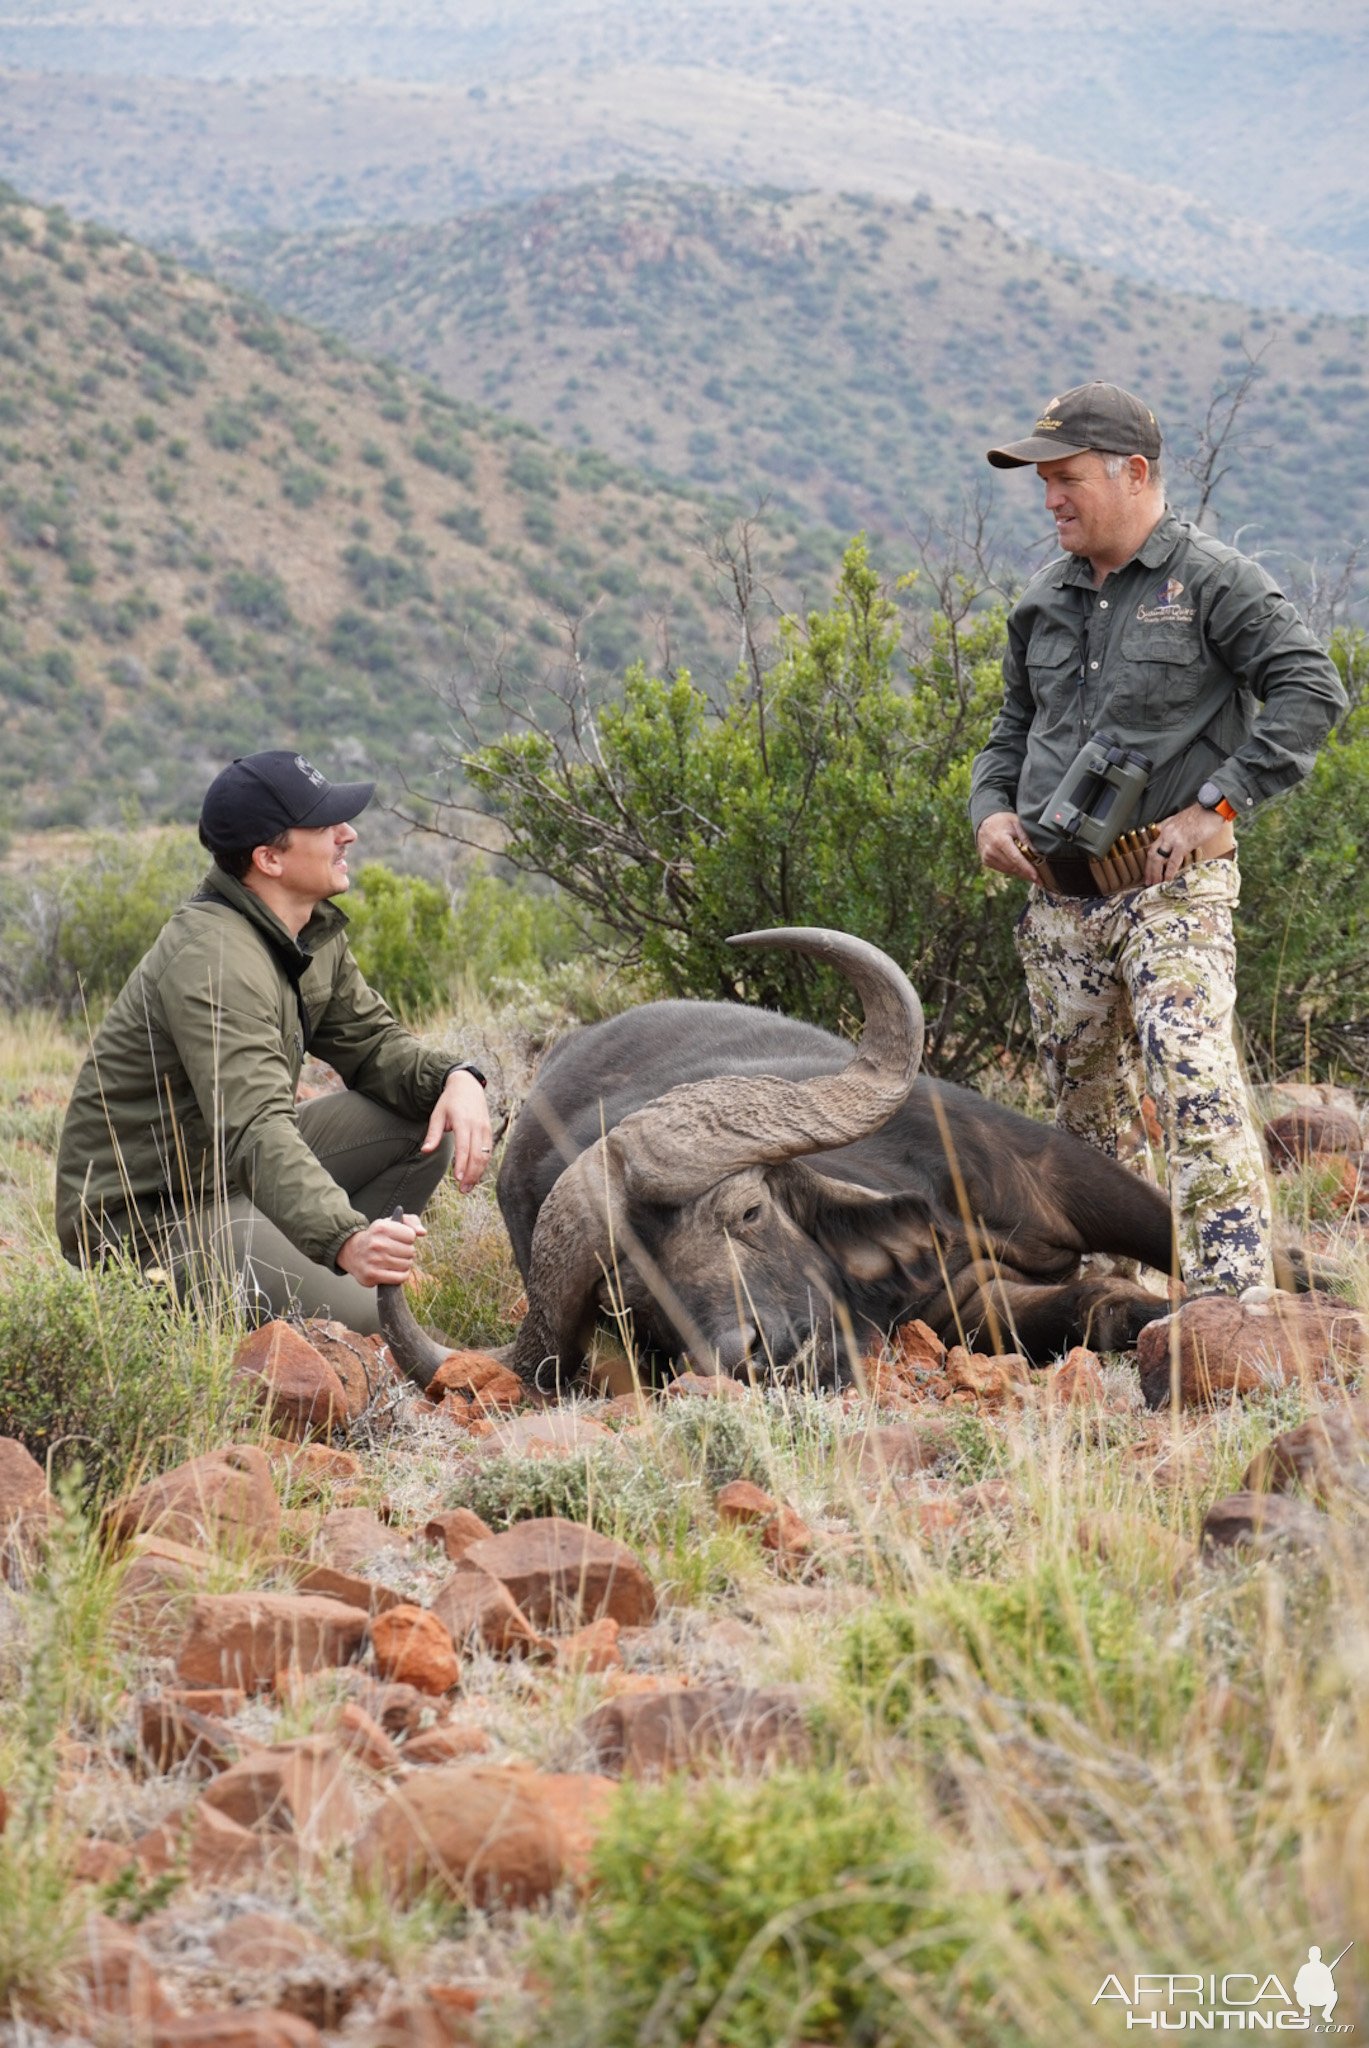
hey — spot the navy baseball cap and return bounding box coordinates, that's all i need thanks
[987,382,1162,468]
[199,750,375,853]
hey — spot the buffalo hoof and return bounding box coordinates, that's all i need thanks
[1083,1286,1172,1355]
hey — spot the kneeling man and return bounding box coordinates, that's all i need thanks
[56,750,492,1332]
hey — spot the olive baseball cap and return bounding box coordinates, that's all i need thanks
[199,750,375,853]
[986,381,1162,468]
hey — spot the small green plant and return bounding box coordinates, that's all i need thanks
[0,1259,250,1497]
[524,1771,983,2048]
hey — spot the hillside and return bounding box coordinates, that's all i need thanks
[0,187,836,837]
[205,182,1369,570]
[0,1,1366,313]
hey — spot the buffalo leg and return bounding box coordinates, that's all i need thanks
[949,1267,1169,1362]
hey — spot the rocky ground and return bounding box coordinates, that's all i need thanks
[0,1068,1366,2046]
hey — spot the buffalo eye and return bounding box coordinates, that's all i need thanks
[739,1202,763,1227]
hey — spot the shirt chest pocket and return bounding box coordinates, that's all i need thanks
[1025,622,1083,734]
[1118,622,1204,723]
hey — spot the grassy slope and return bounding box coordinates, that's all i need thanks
[0,187,838,836]
[207,181,1369,565]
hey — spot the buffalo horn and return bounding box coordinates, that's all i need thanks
[608,926,926,1202]
[376,1282,450,1392]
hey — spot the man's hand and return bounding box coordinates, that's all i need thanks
[423,1067,494,1193]
[338,1211,426,1286]
[976,811,1042,883]
[1144,803,1231,886]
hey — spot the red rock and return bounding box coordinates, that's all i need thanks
[423,1508,494,1560]
[137,1696,240,1778]
[554,1616,623,1673]
[1200,1491,1329,1557]
[888,1318,947,1372]
[72,1913,175,2030]
[280,1559,407,1615]
[428,1566,547,1657]
[915,1497,962,1538]
[355,1764,563,1907]
[260,1438,363,1486]
[581,1684,813,1778]
[423,1350,526,1411]
[112,1535,216,1654]
[150,2013,323,2047]
[483,1408,616,1454]
[367,1991,479,2048]
[365,1681,428,1737]
[106,1445,281,1552]
[460,1517,656,1630]
[715,1479,776,1526]
[663,1371,751,1400]
[402,1723,491,1766]
[199,1735,358,1854]
[945,1347,1031,1407]
[760,1504,814,1560]
[369,1604,462,1695]
[1136,1295,1369,1409]
[850,1416,959,1478]
[209,1913,327,1974]
[299,1318,395,1418]
[532,1771,617,1889]
[1046,1347,1106,1405]
[1264,1104,1362,1166]
[334,1702,402,1774]
[135,1800,278,1886]
[175,1592,367,1691]
[233,1321,348,1440]
[1242,1399,1369,1503]
[163,1687,247,1717]
[0,1435,54,1569]
[315,1506,409,1573]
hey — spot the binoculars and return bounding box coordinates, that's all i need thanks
[1044,735,1153,857]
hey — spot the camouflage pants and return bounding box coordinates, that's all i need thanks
[1016,855,1273,1294]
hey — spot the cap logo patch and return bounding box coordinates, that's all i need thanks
[1035,415,1062,433]
[294,755,326,787]
[1136,577,1195,624]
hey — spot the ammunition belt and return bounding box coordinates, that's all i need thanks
[1023,820,1236,900]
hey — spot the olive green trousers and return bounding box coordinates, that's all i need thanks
[168,1092,453,1334]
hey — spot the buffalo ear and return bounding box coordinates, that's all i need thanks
[768,1163,940,1283]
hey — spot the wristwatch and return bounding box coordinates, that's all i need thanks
[445,1060,488,1089]
[1196,780,1238,823]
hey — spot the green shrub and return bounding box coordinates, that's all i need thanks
[841,1561,1199,1745]
[0,828,204,1013]
[345,863,460,1019]
[0,1261,250,1497]
[526,1772,983,2048]
[467,539,1024,1078]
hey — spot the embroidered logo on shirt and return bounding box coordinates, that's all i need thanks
[1136,577,1196,624]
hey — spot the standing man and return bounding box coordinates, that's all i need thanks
[970,383,1346,1294]
[56,750,493,1333]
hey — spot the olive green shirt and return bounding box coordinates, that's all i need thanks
[55,868,455,1270]
[969,510,1347,856]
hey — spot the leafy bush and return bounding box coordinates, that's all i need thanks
[1234,657,1369,1074]
[841,1561,1199,1745]
[0,1260,250,1496]
[346,864,581,1018]
[0,828,204,1013]
[526,1772,985,2048]
[467,539,1024,1077]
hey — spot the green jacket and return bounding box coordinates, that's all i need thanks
[56,869,455,1269]
[969,510,1348,857]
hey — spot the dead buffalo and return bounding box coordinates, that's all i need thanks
[382,926,1186,1393]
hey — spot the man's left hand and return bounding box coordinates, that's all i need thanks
[1144,803,1231,886]
[422,1069,494,1192]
